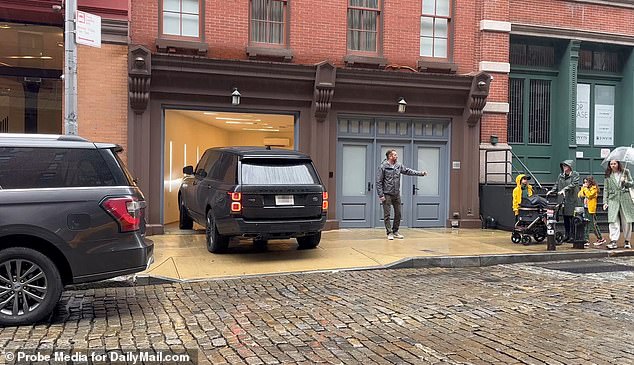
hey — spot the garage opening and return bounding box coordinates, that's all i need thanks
[163,109,296,225]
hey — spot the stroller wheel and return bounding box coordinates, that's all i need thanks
[555,232,564,244]
[533,232,546,242]
[511,232,522,244]
[521,235,532,245]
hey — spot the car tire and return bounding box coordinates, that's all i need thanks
[0,247,63,326]
[206,210,229,253]
[178,197,194,230]
[297,232,321,249]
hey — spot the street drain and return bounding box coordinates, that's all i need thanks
[536,261,634,274]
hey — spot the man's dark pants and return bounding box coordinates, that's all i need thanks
[382,194,401,234]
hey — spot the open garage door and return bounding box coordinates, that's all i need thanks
[162,109,295,226]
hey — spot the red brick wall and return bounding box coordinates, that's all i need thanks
[129,0,481,70]
[510,0,634,35]
[481,114,508,144]
[77,44,129,162]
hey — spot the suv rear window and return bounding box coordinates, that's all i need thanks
[0,147,128,189]
[241,159,319,185]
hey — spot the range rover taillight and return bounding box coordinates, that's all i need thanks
[229,192,242,213]
[101,196,142,232]
[322,191,328,211]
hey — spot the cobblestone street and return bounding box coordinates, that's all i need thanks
[2,258,634,364]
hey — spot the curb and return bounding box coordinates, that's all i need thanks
[386,249,634,269]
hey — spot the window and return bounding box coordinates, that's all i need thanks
[507,78,551,144]
[0,148,124,189]
[162,0,200,38]
[507,78,524,143]
[528,80,551,144]
[579,49,622,73]
[347,0,380,52]
[420,0,450,58]
[250,0,287,45]
[241,160,319,185]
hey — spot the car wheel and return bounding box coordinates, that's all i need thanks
[297,232,321,249]
[206,210,228,253]
[178,197,193,230]
[0,247,62,326]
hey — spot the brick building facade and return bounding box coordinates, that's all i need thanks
[3,0,633,234]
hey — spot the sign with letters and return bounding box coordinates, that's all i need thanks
[576,83,590,145]
[76,10,101,48]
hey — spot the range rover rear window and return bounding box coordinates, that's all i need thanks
[241,159,320,185]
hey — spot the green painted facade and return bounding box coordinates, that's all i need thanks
[510,39,634,186]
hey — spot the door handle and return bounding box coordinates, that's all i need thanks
[367,182,373,192]
[412,184,419,195]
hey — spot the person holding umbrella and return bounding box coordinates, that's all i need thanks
[602,146,634,249]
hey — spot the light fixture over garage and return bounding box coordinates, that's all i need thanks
[231,88,241,106]
[398,97,407,113]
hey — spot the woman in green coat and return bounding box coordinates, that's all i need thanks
[603,160,634,249]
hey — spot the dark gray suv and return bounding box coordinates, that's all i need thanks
[179,147,327,253]
[0,134,153,326]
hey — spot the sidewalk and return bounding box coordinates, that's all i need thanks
[142,226,633,281]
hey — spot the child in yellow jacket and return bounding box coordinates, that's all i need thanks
[512,174,533,219]
[578,176,606,246]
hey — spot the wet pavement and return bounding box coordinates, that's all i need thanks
[2,257,633,364]
[143,226,633,281]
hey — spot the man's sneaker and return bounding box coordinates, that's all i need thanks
[387,233,394,240]
[606,241,618,249]
[393,232,404,239]
[584,242,589,249]
[625,241,631,249]
[593,238,606,247]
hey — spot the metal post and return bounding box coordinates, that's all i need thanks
[64,0,78,135]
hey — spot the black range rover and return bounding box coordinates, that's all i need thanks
[178,147,328,253]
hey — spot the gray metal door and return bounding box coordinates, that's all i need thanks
[337,141,375,227]
[411,142,448,227]
[374,143,412,228]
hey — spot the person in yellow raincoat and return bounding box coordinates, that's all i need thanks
[578,176,606,247]
[512,174,533,220]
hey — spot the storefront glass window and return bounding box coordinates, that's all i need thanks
[0,22,63,134]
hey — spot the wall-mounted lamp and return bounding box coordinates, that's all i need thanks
[490,135,499,145]
[134,56,145,69]
[231,88,241,106]
[397,97,407,113]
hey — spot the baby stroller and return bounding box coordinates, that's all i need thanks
[511,195,548,245]
[511,194,565,245]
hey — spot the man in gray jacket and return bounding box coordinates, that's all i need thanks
[376,149,427,240]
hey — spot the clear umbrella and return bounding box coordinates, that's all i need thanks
[600,146,634,169]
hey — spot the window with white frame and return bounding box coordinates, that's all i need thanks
[347,0,380,52]
[420,0,449,58]
[250,0,287,45]
[162,0,200,38]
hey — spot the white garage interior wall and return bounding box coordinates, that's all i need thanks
[163,109,295,224]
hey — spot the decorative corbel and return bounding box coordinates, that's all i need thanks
[312,61,336,123]
[128,45,152,114]
[463,72,491,127]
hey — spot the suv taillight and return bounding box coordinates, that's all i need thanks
[229,192,242,213]
[322,191,328,211]
[101,196,142,232]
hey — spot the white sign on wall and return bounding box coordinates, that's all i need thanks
[594,104,614,146]
[576,83,590,145]
[76,10,101,48]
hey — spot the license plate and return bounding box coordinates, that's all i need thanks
[275,195,294,206]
